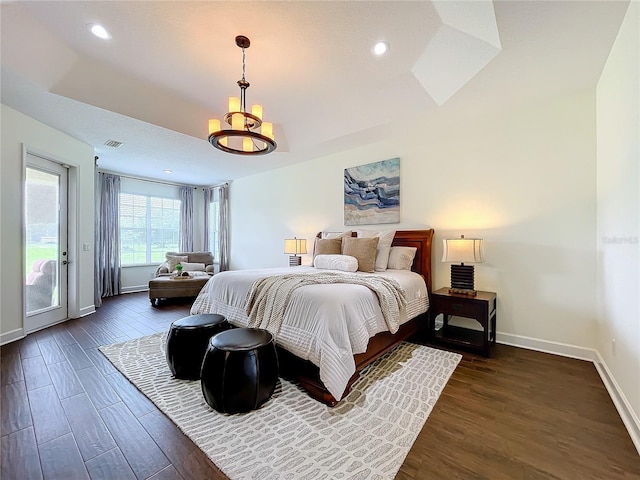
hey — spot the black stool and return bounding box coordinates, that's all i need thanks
[165,314,231,380]
[201,328,278,414]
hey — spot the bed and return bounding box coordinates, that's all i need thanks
[191,229,434,406]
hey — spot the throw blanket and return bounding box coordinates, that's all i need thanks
[245,272,407,337]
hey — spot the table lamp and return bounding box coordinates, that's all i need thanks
[442,235,484,295]
[284,237,307,266]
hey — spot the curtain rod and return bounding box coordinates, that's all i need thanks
[97,169,204,189]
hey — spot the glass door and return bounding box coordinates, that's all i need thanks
[24,154,68,332]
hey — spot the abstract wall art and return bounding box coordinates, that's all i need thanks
[344,158,400,225]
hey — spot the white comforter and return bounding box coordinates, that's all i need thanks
[191,266,428,401]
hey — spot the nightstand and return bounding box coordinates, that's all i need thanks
[429,288,497,356]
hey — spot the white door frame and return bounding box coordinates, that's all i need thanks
[23,153,69,333]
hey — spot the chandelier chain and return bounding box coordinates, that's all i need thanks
[242,47,246,82]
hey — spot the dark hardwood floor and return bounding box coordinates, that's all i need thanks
[2,292,639,479]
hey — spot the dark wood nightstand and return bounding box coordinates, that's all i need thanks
[429,288,497,356]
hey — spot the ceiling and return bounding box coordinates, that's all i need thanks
[0,1,629,186]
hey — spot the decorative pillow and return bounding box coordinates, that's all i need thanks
[356,230,395,271]
[166,254,188,272]
[313,254,358,272]
[180,262,206,272]
[341,237,379,273]
[321,231,353,239]
[313,238,343,257]
[387,246,417,270]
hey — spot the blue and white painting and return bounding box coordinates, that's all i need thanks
[344,158,400,225]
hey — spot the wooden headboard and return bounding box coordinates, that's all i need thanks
[391,230,434,293]
[315,229,435,293]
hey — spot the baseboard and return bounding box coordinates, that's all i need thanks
[496,331,597,362]
[0,328,25,346]
[497,331,640,455]
[79,305,96,317]
[593,351,640,455]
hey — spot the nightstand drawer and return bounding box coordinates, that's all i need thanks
[436,297,485,318]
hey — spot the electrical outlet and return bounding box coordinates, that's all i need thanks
[83,243,90,251]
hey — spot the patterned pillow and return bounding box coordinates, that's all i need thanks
[387,247,417,270]
[341,237,379,273]
[166,254,188,272]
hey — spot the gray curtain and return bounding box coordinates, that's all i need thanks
[95,172,121,306]
[203,187,212,251]
[217,183,230,271]
[179,186,194,252]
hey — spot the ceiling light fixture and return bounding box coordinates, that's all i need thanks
[373,41,389,56]
[88,23,111,40]
[208,35,276,156]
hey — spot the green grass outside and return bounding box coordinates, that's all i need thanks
[26,244,58,274]
[27,244,175,270]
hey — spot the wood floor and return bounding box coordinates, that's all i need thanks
[1,292,639,479]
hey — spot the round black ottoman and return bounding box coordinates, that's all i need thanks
[201,328,278,414]
[165,314,231,380]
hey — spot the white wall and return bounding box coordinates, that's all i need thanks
[596,1,639,447]
[1,104,95,343]
[231,89,598,350]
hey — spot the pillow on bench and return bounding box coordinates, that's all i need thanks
[156,251,214,276]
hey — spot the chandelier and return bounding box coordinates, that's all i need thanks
[208,35,277,155]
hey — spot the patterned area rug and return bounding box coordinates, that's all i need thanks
[100,333,461,480]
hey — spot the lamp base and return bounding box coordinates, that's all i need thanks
[450,264,475,292]
[289,255,302,267]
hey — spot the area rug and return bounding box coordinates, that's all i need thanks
[100,333,461,480]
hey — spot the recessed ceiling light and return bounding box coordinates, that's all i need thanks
[372,41,389,56]
[88,23,111,40]
[163,169,173,174]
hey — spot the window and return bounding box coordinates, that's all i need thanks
[120,193,181,265]
[208,192,220,263]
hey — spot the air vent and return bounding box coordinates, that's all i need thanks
[104,139,124,148]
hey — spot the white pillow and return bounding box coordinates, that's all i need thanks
[166,255,188,272]
[313,254,358,272]
[356,230,395,271]
[387,246,417,270]
[321,231,353,239]
[180,262,206,272]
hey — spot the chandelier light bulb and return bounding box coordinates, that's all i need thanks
[208,119,220,135]
[228,97,240,113]
[251,104,263,120]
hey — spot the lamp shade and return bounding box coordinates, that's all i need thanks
[442,237,484,264]
[284,238,307,255]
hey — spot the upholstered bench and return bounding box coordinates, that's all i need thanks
[165,314,231,380]
[200,328,279,414]
[149,275,210,306]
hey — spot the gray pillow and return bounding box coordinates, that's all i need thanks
[341,237,379,273]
